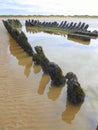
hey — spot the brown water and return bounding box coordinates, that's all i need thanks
[0,17,98,130]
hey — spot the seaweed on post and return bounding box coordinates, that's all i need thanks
[48,62,66,86]
[33,46,66,86]
[3,19,34,56]
[25,19,98,39]
[65,72,85,104]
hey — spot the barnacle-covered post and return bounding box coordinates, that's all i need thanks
[65,72,85,104]
[33,46,50,73]
[33,46,66,86]
[48,62,66,86]
[3,19,34,56]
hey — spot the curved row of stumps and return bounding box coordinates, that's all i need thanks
[25,19,98,41]
[25,19,89,32]
[3,19,33,56]
[3,19,85,105]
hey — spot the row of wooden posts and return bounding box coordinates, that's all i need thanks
[25,19,98,37]
[3,19,33,56]
[25,19,89,32]
[3,19,85,105]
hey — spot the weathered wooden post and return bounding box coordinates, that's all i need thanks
[65,72,85,104]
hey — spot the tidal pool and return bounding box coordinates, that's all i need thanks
[0,17,98,130]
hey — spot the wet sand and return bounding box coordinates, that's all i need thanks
[0,17,98,130]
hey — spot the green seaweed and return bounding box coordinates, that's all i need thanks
[66,72,85,104]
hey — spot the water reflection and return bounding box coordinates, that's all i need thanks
[38,74,63,100]
[38,74,50,95]
[47,85,63,101]
[9,36,32,77]
[62,100,82,124]
[67,35,90,45]
[25,26,90,45]
[25,26,66,36]
[33,64,41,74]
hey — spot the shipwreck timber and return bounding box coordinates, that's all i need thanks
[3,19,34,56]
[25,19,98,42]
[3,19,86,104]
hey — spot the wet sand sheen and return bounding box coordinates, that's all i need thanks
[0,18,98,130]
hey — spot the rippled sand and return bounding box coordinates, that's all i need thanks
[0,17,98,130]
